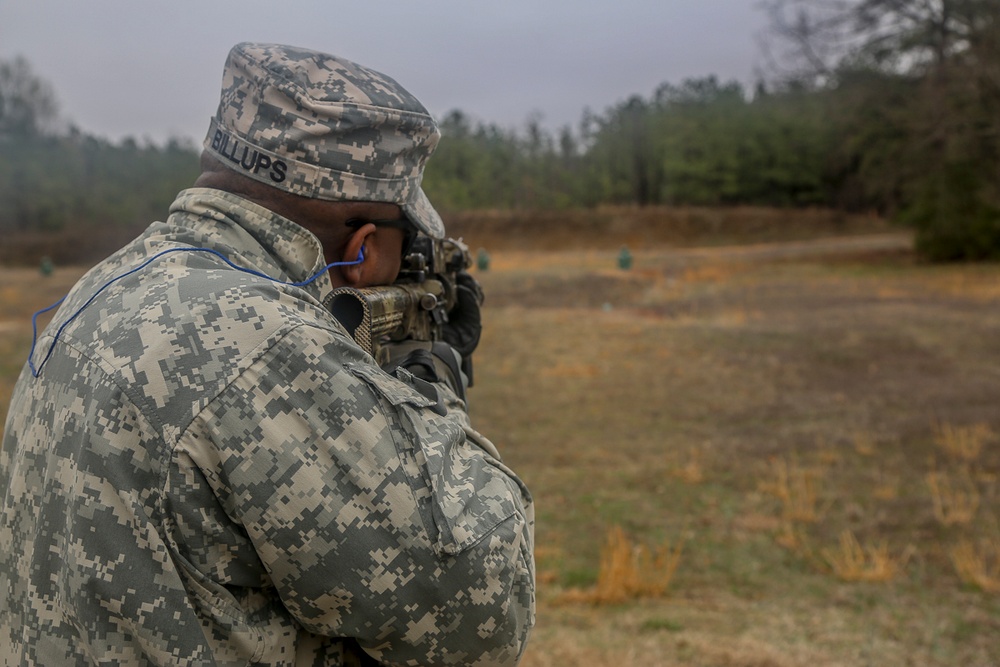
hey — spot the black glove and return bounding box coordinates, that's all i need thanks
[442,271,484,384]
[442,271,483,358]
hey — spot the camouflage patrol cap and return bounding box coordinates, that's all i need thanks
[204,42,445,238]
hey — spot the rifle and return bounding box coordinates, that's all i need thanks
[324,236,473,367]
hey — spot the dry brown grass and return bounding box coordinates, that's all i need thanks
[774,520,809,553]
[852,431,877,457]
[933,421,993,463]
[471,230,1000,666]
[444,205,895,253]
[556,525,684,605]
[820,530,908,583]
[668,447,705,484]
[950,538,1000,593]
[758,456,825,523]
[927,467,981,526]
[872,469,901,501]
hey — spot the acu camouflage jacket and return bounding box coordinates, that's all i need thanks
[0,189,535,667]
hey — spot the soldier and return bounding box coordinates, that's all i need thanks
[0,43,534,666]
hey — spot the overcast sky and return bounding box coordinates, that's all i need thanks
[1,1,770,145]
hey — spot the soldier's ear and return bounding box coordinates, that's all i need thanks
[341,223,376,286]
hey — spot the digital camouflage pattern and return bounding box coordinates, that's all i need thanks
[0,189,535,666]
[204,42,446,239]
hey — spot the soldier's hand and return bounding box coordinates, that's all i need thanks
[442,271,483,359]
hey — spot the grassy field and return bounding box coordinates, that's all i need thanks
[469,232,1000,666]
[2,220,999,665]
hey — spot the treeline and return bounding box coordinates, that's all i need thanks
[2,1,999,263]
[0,132,201,264]
[424,0,1000,261]
[0,132,200,234]
[423,80,836,212]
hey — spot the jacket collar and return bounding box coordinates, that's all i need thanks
[167,188,334,303]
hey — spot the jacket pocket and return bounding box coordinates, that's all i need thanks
[347,363,437,409]
[347,362,521,557]
[427,452,521,556]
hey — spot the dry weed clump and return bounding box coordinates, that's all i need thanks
[669,447,704,484]
[758,456,824,523]
[821,530,908,582]
[927,468,980,526]
[557,526,684,605]
[949,538,1000,593]
[852,432,876,457]
[774,520,809,554]
[872,471,900,501]
[933,422,994,463]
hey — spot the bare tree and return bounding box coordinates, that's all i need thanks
[760,0,1000,258]
[759,0,997,87]
[759,0,856,87]
[0,56,58,137]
